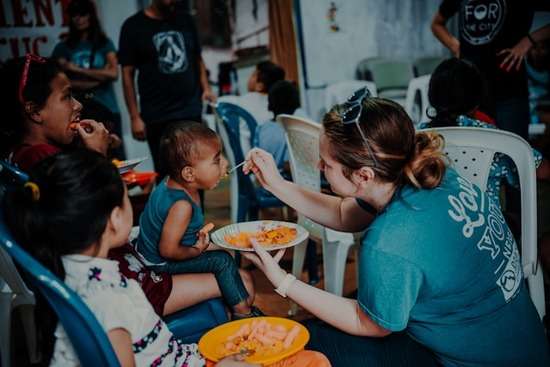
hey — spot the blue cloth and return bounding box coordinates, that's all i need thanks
[137,178,204,265]
[52,38,119,113]
[417,117,543,210]
[358,168,549,366]
[253,120,288,170]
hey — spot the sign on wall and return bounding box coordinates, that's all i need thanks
[0,0,71,61]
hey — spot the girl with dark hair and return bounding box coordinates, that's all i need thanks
[242,94,549,366]
[51,0,124,158]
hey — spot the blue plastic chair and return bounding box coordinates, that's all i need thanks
[215,102,284,223]
[0,160,229,364]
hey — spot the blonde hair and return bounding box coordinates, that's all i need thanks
[322,98,446,189]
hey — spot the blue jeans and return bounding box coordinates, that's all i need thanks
[304,319,440,367]
[495,97,530,140]
[151,250,249,307]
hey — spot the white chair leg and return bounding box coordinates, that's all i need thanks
[19,304,40,363]
[322,235,353,296]
[288,240,308,316]
[527,263,546,320]
[0,292,12,367]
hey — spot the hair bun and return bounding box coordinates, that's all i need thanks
[403,132,447,189]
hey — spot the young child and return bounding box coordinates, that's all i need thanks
[136,122,260,319]
[5,150,330,367]
[253,80,300,171]
[5,150,204,366]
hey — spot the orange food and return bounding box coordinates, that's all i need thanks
[112,159,123,167]
[224,226,297,248]
[69,122,79,130]
[200,222,215,235]
[220,320,299,358]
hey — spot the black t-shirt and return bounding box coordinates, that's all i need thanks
[439,0,549,103]
[118,9,202,123]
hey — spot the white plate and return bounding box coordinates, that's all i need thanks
[211,221,309,252]
[117,157,147,174]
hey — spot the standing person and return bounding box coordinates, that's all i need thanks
[119,0,215,176]
[242,92,549,366]
[431,0,550,139]
[52,0,124,159]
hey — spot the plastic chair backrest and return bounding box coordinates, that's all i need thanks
[324,81,378,113]
[424,127,544,318]
[278,115,324,238]
[215,102,259,222]
[355,57,383,81]
[405,75,431,124]
[368,60,414,92]
[413,56,444,77]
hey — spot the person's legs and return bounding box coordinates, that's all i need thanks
[145,120,171,178]
[269,350,331,367]
[304,319,440,367]
[495,97,530,140]
[153,251,251,310]
[162,273,222,316]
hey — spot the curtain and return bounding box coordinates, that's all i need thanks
[268,0,299,84]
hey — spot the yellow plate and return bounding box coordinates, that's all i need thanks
[198,317,310,366]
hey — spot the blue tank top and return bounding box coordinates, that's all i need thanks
[137,178,204,265]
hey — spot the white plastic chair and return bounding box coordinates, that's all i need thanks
[0,247,40,367]
[324,81,378,113]
[405,75,431,125]
[424,127,545,320]
[278,114,358,296]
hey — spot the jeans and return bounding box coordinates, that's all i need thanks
[304,319,441,367]
[495,97,530,140]
[150,250,249,307]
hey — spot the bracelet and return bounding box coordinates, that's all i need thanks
[527,33,535,46]
[274,273,296,298]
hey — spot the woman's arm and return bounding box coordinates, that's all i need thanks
[76,51,119,82]
[121,65,146,141]
[244,148,374,232]
[431,11,460,57]
[108,328,135,367]
[159,201,209,260]
[243,241,391,337]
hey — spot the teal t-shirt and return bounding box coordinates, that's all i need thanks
[137,178,204,265]
[358,168,549,367]
[52,38,119,113]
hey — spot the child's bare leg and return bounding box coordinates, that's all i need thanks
[163,273,222,316]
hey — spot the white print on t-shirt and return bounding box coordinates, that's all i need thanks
[461,0,507,45]
[447,176,486,238]
[124,253,144,273]
[448,175,521,302]
[153,31,188,74]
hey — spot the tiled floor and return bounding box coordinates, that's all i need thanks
[204,178,359,320]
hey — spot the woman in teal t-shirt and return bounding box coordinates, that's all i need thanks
[242,94,549,366]
[51,0,123,158]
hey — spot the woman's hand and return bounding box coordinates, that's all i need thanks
[77,119,110,156]
[242,240,287,288]
[498,37,532,72]
[243,148,285,192]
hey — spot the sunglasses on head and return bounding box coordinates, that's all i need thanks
[340,87,379,167]
[18,54,47,105]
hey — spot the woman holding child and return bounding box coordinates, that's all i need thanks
[243,92,550,366]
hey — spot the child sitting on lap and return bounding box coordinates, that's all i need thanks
[137,122,261,319]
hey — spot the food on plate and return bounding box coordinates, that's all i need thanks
[218,320,301,359]
[224,225,297,248]
[112,158,123,167]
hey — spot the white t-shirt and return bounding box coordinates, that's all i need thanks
[50,255,204,367]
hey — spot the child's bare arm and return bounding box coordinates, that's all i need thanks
[159,201,203,260]
[108,328,135,367]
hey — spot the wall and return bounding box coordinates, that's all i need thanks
[296,0,450,119]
